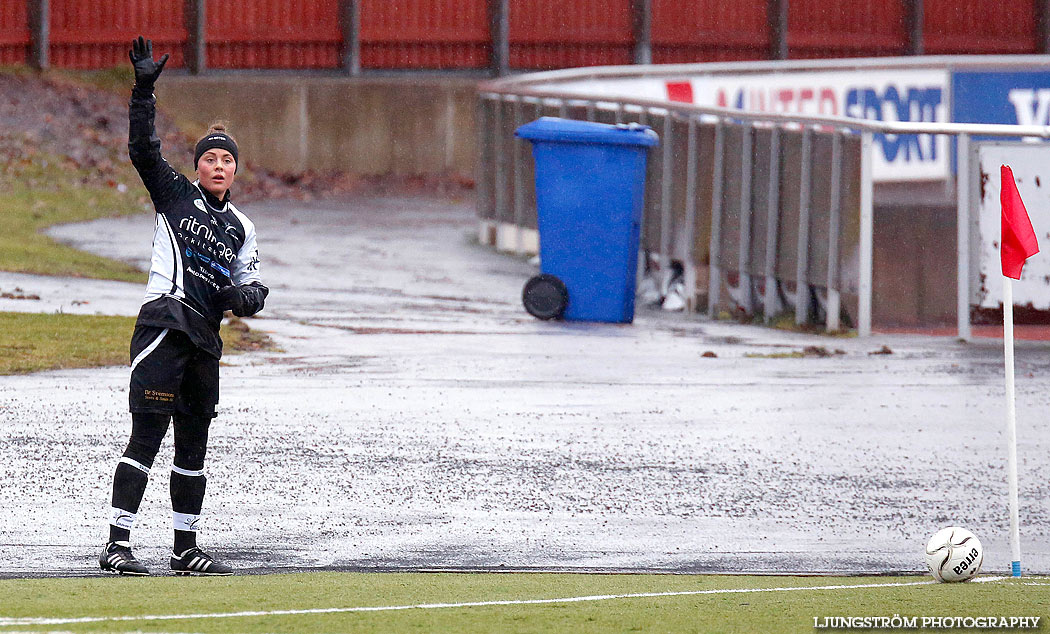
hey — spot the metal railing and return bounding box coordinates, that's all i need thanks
[476,79,1050,337]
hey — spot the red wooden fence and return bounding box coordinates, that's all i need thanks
[50,0,185,69]
[0,0,28,65]
[0,1,1046,71]
[923,0,1038,55]
[651,0,769,63]
[361,0,490,69]
[207,0,341,69]
[788,0,907,59]
[509,0,633,69]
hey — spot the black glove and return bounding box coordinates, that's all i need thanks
[214,282,269,318]
[129,36,168,90]
[238,282,269,317]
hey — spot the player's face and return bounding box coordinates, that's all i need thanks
[196,149,236,199]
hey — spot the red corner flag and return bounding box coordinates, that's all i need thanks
[1001,165,1039,280]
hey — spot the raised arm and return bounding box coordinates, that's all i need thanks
[127,36,185,206]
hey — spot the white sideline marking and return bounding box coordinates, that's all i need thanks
[0,578,997,627]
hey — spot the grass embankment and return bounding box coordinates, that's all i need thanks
[0,313,269,375]
[0,148,147,281]
[0,573,1045,633]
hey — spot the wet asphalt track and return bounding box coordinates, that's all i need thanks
[1,195,1049,578]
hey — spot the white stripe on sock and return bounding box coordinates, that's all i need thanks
[171,464,204,477]
[172,512,201,532]
[110,508,136,530]
[119,457,151,474]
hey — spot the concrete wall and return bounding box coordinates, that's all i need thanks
[156,76,479,178]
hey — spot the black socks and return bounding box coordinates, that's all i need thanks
[109,411,214,553]
[171,469,207,553]
[109,460,149,543]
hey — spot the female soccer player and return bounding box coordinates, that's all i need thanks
[100,36,269,576]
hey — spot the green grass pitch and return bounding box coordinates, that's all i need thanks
[0,573,1047,633]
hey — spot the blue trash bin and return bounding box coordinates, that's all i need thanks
[515,117,659,323]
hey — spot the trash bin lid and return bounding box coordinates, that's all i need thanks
[515,117,659,147]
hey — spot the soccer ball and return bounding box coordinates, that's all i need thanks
[925,527,984,582]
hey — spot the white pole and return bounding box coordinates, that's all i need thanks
[858,132,873,337]
[1003,277,1022,577]
[957,134,971,341]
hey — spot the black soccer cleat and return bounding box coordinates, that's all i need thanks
[99,542,150,576]
[170,546,233,576]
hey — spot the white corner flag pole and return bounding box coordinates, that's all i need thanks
[1003,277,1022,577]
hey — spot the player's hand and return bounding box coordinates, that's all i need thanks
[237,282,269,317]
[214,285,245,315]
[214,282,269,317]
[129,36,168,88]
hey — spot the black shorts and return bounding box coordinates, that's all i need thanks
[129,325,219,418]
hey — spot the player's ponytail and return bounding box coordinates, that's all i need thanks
[205,121,236,144]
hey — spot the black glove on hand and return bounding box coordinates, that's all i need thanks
[213,285,245,316]
[214,282,269,318]
[237,282,269,317]
[129,36,168,90]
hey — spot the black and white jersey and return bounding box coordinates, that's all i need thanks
[129,88,261,358]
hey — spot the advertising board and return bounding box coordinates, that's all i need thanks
[954,70,1050,128]
[548,70,950,182]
